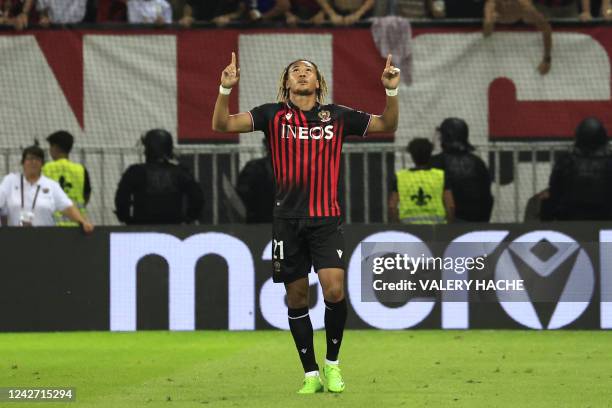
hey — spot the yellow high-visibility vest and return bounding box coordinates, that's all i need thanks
[42,158,87,226]
[396,168,446,224]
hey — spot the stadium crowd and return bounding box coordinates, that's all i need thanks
[0,0,610,29]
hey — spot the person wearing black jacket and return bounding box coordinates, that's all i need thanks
[547,117,612,221]
[430,118,493,222]
[236,139,275,223]
[115,129,204,224]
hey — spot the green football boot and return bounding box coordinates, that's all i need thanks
[324,363,345,393]
[297,375,324,394]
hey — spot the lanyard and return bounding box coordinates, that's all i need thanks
[21,175,41,211]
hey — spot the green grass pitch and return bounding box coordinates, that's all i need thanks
[1,330,611,407]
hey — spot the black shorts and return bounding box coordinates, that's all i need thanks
[271,217,346,284]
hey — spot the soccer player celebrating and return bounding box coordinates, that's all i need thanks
[212,52,399,394]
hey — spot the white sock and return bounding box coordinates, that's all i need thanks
[305,370,319,377]
[325,359,339,366]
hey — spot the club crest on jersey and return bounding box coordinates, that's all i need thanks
[285,112,293,121]
[318,110,331,122]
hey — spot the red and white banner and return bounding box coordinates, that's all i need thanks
[0,26,610,148]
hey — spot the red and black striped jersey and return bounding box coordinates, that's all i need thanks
[249,100,371,218]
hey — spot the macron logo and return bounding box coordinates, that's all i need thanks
[285,112,292,120]
[332,339,338,344]
[301,348,307,354]
[336,250,343,259]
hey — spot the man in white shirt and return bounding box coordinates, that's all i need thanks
[0,145,94,231]
[37,0,87,25]
[127,0,172,24]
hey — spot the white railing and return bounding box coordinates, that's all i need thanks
[0,142,573,225]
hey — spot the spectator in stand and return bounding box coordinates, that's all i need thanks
[483,0,553,75]
[579,0,612,20]
[212,0,289,25]
[0,0,34,30]
[317,0,374,25]
[547,117,612,221]
[96,0,127,22]
[430,118,494,222]
[427,0,446,18]
[176,0,203,26]
[285,0,325,25]
[176,0,240,26]
[211,0,249,26]
[127,0,172,24]
[246,0,290,22]
[532,0,579,18]
[37,0,87,26]
[425,0,485,18]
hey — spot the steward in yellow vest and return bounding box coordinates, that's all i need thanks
[42,131,92,226]
[389,138,455,224]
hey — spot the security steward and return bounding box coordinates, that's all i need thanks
[430,118,493,222]
[43,130,91,226]
[548,117,612,221]
[114,129,204,224]
[389,138,455,224]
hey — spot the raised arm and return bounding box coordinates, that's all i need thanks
[483,0,497,37]
[212,52,254,133]
[520,0,552,75]
[179,4,194,27]
[580,0,592,21]
[14,0,32,30]
[367,54,400,133]
[343,0,374,25]
[317,0,344,25]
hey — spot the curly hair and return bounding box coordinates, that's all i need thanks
[276,59,328,104]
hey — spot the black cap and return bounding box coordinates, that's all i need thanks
[438,118,474,152]
[141,129,174,162]
[575,117,608,151]
[46,130,74,154]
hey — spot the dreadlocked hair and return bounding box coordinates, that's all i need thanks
[276,59,328,104]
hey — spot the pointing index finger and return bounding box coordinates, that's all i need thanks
[385,54,392,69]
[231,52,236,67]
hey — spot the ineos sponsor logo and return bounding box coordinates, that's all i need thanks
[281,124,334,140]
